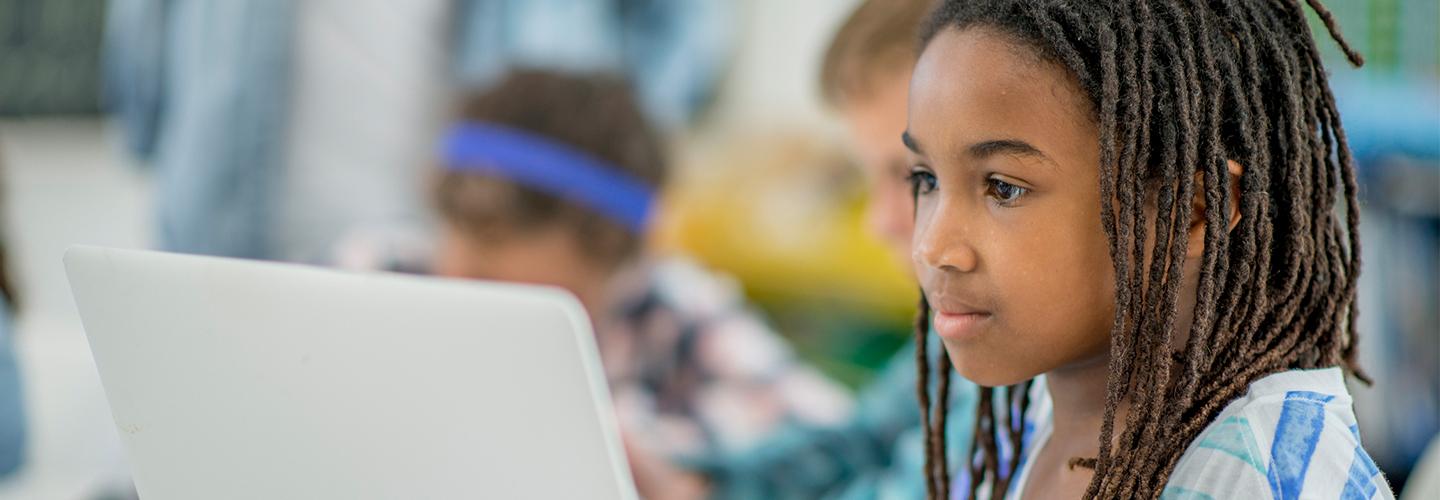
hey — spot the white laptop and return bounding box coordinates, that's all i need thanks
[63,246,637,500]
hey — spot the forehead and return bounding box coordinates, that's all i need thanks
[907,27,1094,155]
[843,72,911,144]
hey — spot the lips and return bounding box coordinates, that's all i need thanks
[927,294,992,341]
[933,310,991,340]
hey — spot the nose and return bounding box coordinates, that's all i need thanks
[912,199,979,274]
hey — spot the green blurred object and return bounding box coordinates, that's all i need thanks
[1310,0,1438,75]
[0,0,105,116]
[761,298,911,390]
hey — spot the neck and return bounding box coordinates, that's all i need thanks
[1046,353,1127,455]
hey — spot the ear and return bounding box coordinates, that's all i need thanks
[1186,160,1245,259]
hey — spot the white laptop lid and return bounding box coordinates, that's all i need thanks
[63,246,637,500]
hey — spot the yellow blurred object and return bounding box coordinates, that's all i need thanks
[653,130,915,321]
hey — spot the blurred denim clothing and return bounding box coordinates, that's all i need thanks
[688,334,978,500]
[452,0,732,127]
[104,0,295,259]
[102,0,166,158]
[0,300,26,477]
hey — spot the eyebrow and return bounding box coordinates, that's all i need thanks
[969,139,1047,161]
[902,131,922,154]
[902,133,1052,166]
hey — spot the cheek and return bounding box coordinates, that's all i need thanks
[876,184,914,231]
[434,239,489,280]
[494,250,575,289]
[995,210,1117,357]
[498,239,602,297]
[434,238,564,287]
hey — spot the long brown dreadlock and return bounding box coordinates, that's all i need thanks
[909,1,1366,498]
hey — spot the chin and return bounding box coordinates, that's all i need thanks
[942,341,1039,388]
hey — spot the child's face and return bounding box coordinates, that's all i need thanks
[907,27,1116,387]
[840,70,917,270]
[434,225,611,315]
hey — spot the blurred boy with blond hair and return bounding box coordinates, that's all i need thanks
[628,2,979,498]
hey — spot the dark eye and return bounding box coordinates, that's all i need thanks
[908,169,937,196]
[985,178,1029,205]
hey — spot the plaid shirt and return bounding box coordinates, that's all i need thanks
[600,258,854,460]
[687,334,979,500]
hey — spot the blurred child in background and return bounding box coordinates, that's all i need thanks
[425,70,852,496]
[626,1,981,498]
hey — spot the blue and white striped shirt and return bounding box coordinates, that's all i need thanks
[1006,367,1393,499]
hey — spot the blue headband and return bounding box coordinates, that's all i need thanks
[441,123,656,232]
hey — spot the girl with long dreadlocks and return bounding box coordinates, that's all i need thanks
[902,0,1392,498]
